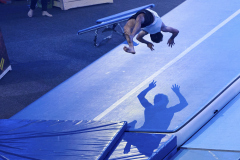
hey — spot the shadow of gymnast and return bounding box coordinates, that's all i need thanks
[123,80,188,156]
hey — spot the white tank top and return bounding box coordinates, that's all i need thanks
[142,9,162,34]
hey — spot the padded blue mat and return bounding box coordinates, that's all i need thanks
[0,119,126,160]
[106,132,177,160]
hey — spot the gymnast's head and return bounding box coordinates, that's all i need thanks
[150,32,163,43]
[154,94,169,107]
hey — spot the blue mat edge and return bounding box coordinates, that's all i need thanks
[99,121,128,160]
[151,135,177,160]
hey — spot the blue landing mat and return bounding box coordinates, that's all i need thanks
[0,119,126,160]
[106,132,177,160]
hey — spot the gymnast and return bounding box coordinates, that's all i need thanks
[123,8,179,54]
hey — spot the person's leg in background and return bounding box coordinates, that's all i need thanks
[28,0,38,17]
[41,0,52,17]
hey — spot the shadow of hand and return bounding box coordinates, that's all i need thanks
[149,80,157,89]
[171,84,180,93]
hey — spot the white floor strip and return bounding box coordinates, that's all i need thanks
[0,65,12,80]
[93,9,240,121]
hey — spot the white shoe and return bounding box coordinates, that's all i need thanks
[28,9,33,17]
[42,11,52,17]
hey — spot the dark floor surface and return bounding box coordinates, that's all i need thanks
[0,0,185,119]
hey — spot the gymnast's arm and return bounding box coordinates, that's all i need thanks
[136,30,155,51]
[161,22,179,47]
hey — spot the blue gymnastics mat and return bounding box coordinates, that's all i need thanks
[107,132,177,160]
[0,119,126,160]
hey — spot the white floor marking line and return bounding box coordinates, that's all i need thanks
[93,9,240,121]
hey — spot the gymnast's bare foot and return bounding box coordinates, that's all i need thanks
[42,11,52,17]
[123,46,135,54]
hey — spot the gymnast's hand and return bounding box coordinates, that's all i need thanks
[147,42,154,51]
[167,38,175,48]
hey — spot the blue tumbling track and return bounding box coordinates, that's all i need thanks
[10,0,240,159]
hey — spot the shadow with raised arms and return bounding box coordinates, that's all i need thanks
[123,80,188,157]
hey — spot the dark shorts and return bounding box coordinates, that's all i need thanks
[129,9,154,28]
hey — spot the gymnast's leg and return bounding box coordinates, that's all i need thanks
[123,19,136,54]
[123,14,144,54]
